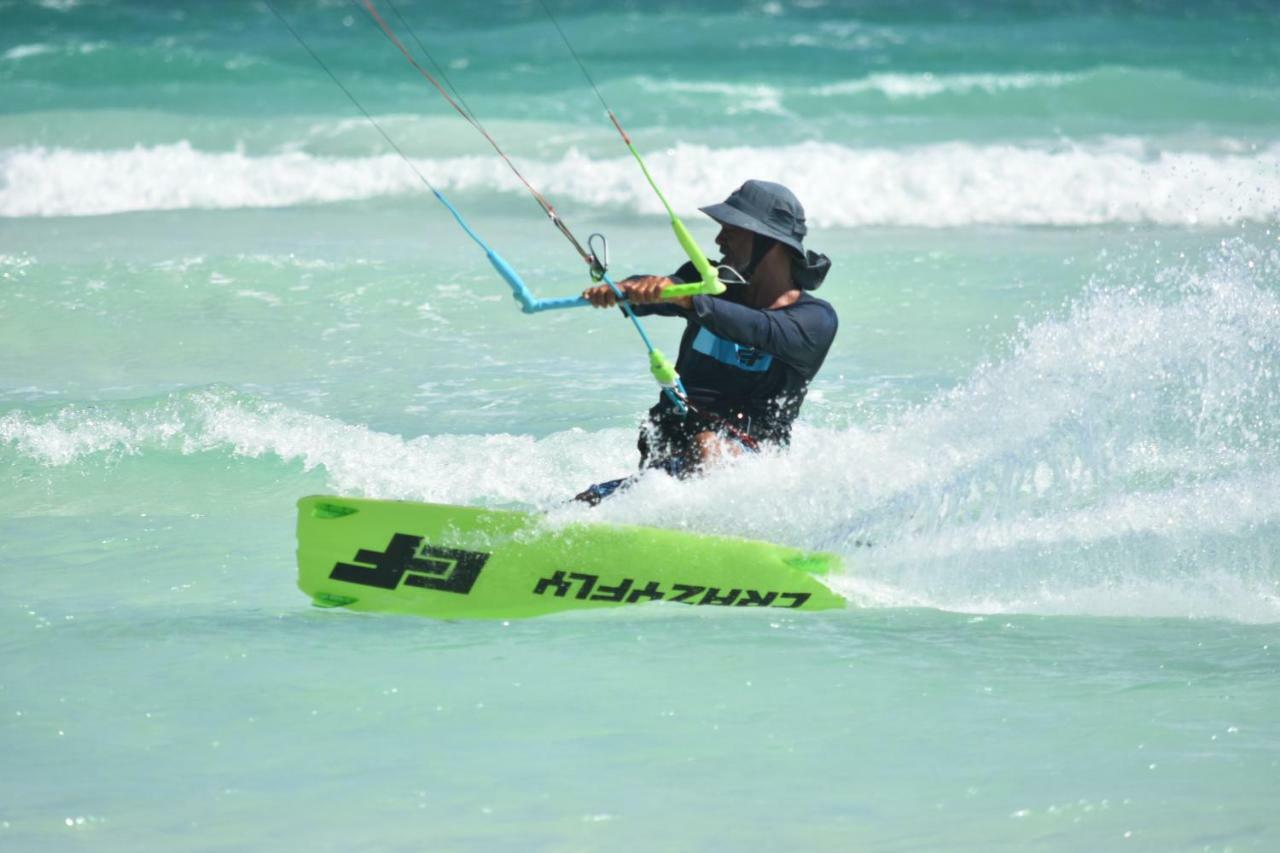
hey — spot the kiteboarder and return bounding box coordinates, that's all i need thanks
[576,180,837,503]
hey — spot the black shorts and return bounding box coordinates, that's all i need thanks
[637,408,758,478]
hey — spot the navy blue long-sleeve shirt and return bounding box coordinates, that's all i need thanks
[632,260,838,447]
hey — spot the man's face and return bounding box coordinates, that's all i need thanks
[714,224,755,273]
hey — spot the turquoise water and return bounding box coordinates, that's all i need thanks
[3,0,1279,849]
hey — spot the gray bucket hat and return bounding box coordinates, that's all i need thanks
[699,180,807,256]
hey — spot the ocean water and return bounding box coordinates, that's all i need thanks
[3,0,1279,849]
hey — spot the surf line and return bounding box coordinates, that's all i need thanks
[266,0,695,410]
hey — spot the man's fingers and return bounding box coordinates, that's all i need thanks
[582,285,618,308]
[624,277,667,303]
[584,276,673,307]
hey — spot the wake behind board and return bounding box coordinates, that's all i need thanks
[297,496,845,620]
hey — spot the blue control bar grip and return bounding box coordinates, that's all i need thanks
[487,250,589,313]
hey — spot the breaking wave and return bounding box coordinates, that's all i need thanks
[3,138,1278,226]
[0,387,633,512]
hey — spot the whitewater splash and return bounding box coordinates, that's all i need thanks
[588,236,1280,621]
[3,137,1278,226]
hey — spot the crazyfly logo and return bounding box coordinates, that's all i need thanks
[330,534,489,595]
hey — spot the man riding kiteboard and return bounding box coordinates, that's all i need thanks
[576,180,837,504]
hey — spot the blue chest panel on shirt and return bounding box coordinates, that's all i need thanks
[691,327,773,373]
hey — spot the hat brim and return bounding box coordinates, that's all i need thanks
[699,203,805,255]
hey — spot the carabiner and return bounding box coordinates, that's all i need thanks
[588,232,609,282]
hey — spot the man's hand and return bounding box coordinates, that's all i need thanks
[582,276,693,310]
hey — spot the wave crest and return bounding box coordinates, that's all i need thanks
[4,138,1278,226]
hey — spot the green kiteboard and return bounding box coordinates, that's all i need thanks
[297,495,845,620]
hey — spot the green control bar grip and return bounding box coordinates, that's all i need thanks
[648,348,679,388]
[663,216,723,296]
[620,138,725,300]
[662,278,726,299]
[658,217,726,298]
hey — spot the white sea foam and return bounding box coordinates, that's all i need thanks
[831,568,1280,624]
[1,40,106,61]
[4,138,1277,226]
[634,77,790,114]
[3,43,56,61]
[810,71,1082,99]
[636,68,1080,107]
